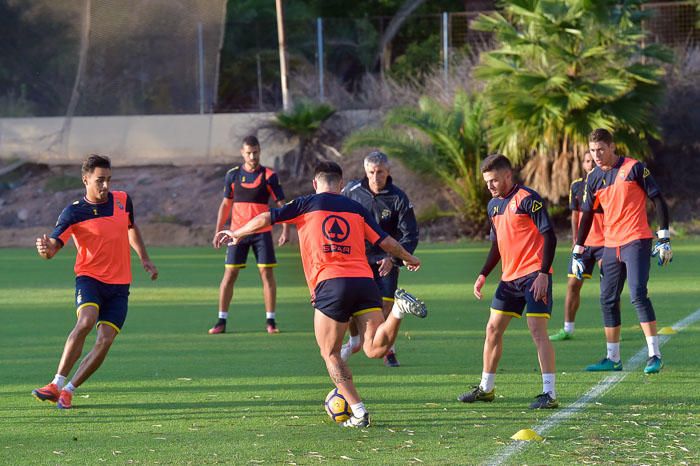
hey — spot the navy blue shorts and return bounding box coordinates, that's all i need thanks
[312,277,383,323]
[225,231,277,268]
[370,262,399,302]
[75,275,130,332]
[567,246,604,279]
[490,271,552,318]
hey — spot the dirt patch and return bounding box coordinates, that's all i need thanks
[0,155,456,247]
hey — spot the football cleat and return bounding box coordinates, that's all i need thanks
[644,355,664,374]
[549,329,573,341]
[340,341,361,362]
[57,390,73,409]
[529,392,559,409]
[458,385,495,403]
[32,383,60,403]
[585,357,623,372]
[341,412,370,428]
[208,323,226,335]
[266,323,280,334]
[394,288,427,318]
[383,351,400,367]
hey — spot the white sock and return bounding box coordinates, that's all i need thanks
[646,335,661,358]
[606,342,621,362]
[564,322,575,334]
[218,311,228,320]
[64,382,76,393]
[389,344,396,353]
[391,302,405,320]
[52,374,66,389]
[349,334,361,349]
[542,373,556,398]
[480,372,495,392]
[266,311,275,320]
[350,402,367,417]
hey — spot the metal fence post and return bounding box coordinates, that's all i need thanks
[442,11,449,87]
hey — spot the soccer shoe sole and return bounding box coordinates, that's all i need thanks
[32,389,58,403]
[394,289,427,318]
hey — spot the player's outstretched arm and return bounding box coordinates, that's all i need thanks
[36,234,61,259]
[212,198,233,248]
[128,225,158,280]
[216,212,272,248]
[378,236,420,271]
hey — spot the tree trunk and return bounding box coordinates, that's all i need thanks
[521,151,584,202]
[377,0,427,73]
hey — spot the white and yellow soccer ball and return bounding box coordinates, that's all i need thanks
[324,388,352,423]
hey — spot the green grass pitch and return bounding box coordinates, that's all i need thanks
[1,241,698,464]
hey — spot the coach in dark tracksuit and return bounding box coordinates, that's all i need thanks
[340,151,419,367]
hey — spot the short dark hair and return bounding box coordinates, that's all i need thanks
[480,153,512,173]
[314,161,343,185]
[81,154,111,176]
[589,128,613,145]
[242,135,260,148]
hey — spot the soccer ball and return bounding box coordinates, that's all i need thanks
[324,388,352,423]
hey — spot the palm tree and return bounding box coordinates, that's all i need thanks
[274,101,337,177]
[472,0,673,201]
[343,91,490,231]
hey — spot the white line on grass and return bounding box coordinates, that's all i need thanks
[487,308,700,466]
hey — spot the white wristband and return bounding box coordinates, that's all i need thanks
[656,229,670,239]
[573,245,585,254]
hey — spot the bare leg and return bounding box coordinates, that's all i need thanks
[69,323,118,388]
[640,321,657,337]
[56,307,99,377]
[564,277,584,324]
[218,267,240,312]
[483,313,512,373]
[313,310,361,404]
[528,317,556,374]
[258,267,276,313]
[355,311,400,359]
[604,325,621,343]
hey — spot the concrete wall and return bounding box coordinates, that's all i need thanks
[0,110,379,167]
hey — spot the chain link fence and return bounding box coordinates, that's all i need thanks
[1,2,697,117]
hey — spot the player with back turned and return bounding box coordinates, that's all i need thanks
[215,161,428,428]
[572,128,672,374]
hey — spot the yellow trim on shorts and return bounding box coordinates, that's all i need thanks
[352,307,382,317]
[490,308,521,318]
[225,264,247,269]
[382,297,395,303]
[76,302,99,317]
[526,313,551,319]
[567,273,592,279]
[97,320,121,333]
[256,263,278,268]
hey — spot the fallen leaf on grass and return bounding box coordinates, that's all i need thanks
[79,394,90,398]
[410,458,424,463]
[112,451,122,456]
[177,378,192,381]
[52,451,64,455]
[340,456,354,460]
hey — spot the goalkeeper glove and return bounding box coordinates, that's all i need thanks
[571,245,586,280]
[651,229,672,266]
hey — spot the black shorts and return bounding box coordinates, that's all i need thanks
[567,245,604,279]
[490,271,552,318]
[370,262,399,302]
[312,277,383,323]
[75,275,130,332]
[225,231,277,268]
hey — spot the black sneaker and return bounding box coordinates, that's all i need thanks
[458,385,495,403]
[341,412,370,428]
[529,392,559,409]
[384,351,400,367]
[394,288,427,318]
